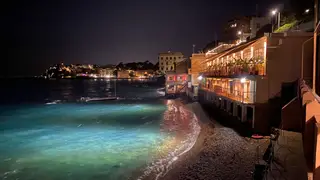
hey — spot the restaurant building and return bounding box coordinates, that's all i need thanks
[198,32,313,133]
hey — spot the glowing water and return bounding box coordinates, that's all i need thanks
[0,103,170,180]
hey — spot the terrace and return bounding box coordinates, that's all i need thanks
[202,37,267,78]
[200,77,256,104]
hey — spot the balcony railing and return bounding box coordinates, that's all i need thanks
[203,66,265,77]
[201,86,256,104]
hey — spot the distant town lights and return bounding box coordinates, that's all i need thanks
[305,9,310,13]
[237,31,242,35]
[230,23,237,28]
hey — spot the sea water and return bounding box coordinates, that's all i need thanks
[0,79,200,180]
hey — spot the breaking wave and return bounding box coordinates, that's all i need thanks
[137,103,201,180]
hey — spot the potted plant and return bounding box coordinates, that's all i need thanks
[253,58,264,75]
[227,61,235,75]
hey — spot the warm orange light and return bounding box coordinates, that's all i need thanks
[264,41,267,62]
[251,47,254,58]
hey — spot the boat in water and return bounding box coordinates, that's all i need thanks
[45,100,62,104]
[80,97,118,102]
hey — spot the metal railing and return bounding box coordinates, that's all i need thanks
[201,86,256,104]
[203,66,265,77]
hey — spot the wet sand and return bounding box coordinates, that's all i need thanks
[161,102,269,180]
[132,99,201,180]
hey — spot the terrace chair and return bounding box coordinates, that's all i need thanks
[253,129,280,180]
[253,164,267,180]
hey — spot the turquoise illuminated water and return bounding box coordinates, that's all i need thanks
[0,103,169,180]
[0,79,199,180]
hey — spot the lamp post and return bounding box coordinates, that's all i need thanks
[305,9,310,14]
[271,9,281,31]
[238,31,243,42]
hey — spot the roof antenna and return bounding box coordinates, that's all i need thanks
[192,44,195,53]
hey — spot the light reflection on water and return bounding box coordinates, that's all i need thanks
[0,103,170,180]
[0,80,200,180]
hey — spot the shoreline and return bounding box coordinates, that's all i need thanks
[160,101,269,180]
[130,99,202,180]
[159,101,215,180]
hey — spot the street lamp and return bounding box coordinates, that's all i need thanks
[271,9,281,31]
[305,9,310,13]
[237,31,242,35]
[197,75,203,81]
[240,77,246,83]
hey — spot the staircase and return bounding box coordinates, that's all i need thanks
[176,82,187,94]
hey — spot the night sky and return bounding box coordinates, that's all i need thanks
[2,0,286,76]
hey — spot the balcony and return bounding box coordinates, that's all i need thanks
[201,86,256,104]
[203,65,265,78]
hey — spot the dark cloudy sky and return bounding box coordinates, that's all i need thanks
[2,0,287,76]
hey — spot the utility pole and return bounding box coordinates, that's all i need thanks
[313,0,319,93]
[277,12,281,29]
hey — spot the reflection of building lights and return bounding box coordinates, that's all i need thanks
[240,78,246,83]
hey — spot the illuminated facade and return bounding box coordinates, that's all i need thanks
[99,68,114,78]
[135,70,154,78]
[158,51,184,74]
[199,32,313,133]
[117,70,130,79]
[165,73,188,95]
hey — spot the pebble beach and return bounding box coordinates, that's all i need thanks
[161,102,268,180]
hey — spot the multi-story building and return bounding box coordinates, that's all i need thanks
[223,16,251,41]
[158,51,184,74]
[198,32,313,133]
[165,73,188,95]
[135,69,154,78]
[164,57,189,95]
[188,53,206,97]
[250,17,271,39]
[117,70,131,79]
[99,68,115,78]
